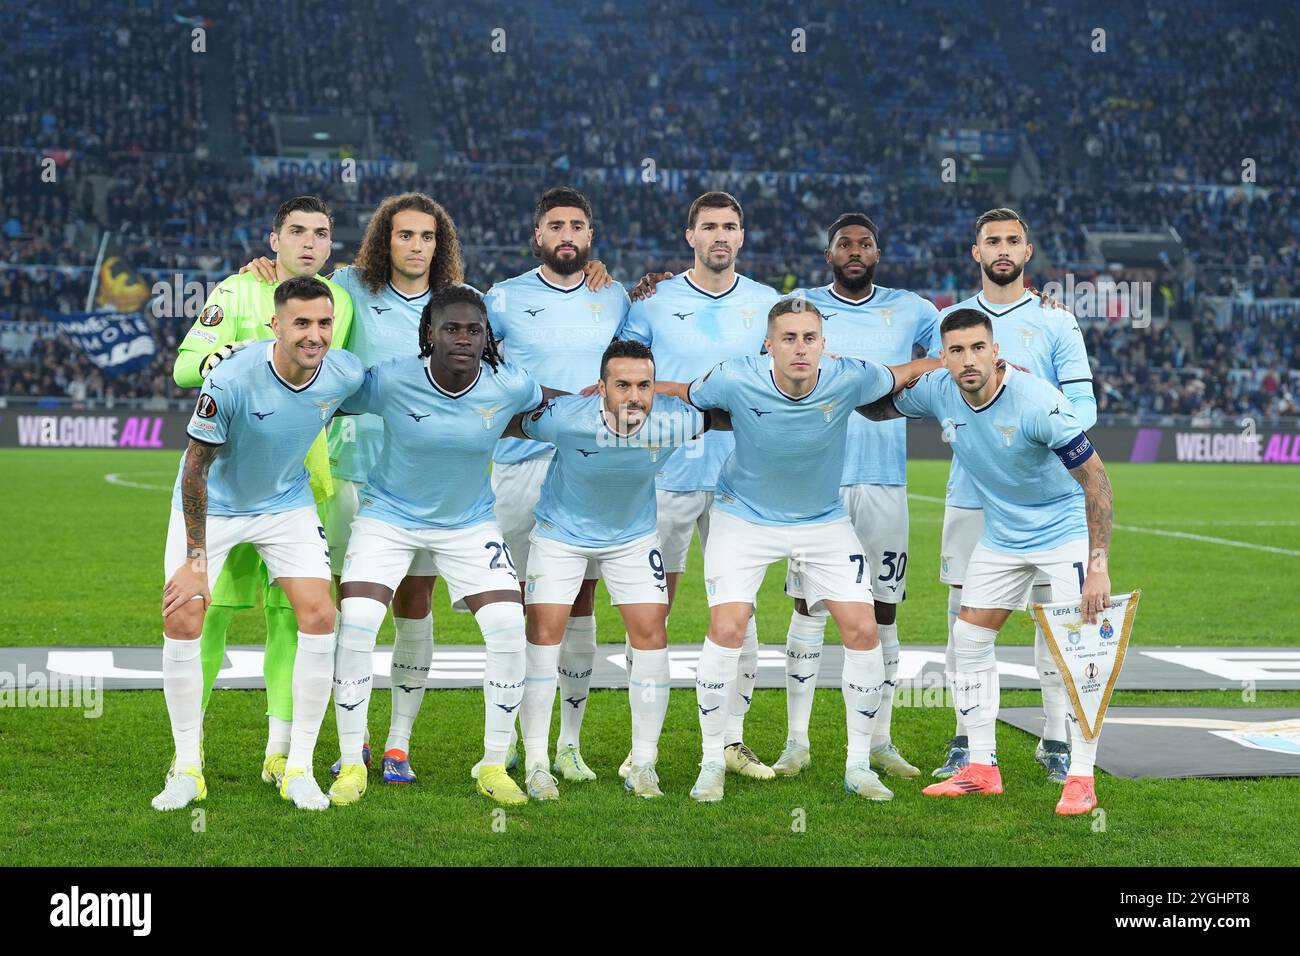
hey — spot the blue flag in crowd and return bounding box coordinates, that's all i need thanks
[53,311,157,378]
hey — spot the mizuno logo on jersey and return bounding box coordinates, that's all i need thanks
[251,410,274,420]
[373,306,392,314]
[496,702,521,714]
[958,705,978,715]
[790,673,814,684]
[524,307,545,317]
[338,700,366,711]
[857,708,879,718]
[564,696,587,709]
[1049,405,1061,416]
[396,684,421,694]
[673,311,693,321]
[576,448,599,457]
[698,704,719,716]
[749,407,771,417]
[408,411,431,422]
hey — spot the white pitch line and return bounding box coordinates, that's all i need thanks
[907,492,1298,557]
[1114,524,1300,558]
[105,473,172,491]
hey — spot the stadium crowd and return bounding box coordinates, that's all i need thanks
[2,0,1297,418]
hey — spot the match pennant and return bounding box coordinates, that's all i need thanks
[1033,590,1141,742]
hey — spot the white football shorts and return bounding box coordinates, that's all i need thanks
[840,483,909,602]
[525,531,668,606]
[341,516,521,610]
[656,488,714,573]
[960,538,1090,612]
[164,505,330,587]
[705,508,873,613]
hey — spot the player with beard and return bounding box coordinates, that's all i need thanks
[931,208,1097,785]
[770,213,941,780]
[614,191,780,782]
[482,187,630,784]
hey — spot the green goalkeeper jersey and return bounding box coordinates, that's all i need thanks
[173,270,355,500]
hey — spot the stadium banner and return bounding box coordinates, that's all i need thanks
[1202,295,1300,329]
[52,311,156,377]
[249,157,419,180]
[905,422,1300,464]
[0,409,189,449]
[1034,591,1140,742]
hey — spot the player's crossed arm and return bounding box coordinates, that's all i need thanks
[857,355,945,421]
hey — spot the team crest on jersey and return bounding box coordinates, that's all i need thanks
[739,307,756,330]
[314,400,335,421]
[879,307,895,327]
[1017,326,1039,347]
[587,302,604,323]
[941,417,960,444]
[476,404,504,429]
[996,424,1018,447]
[1099,618,1115,640]
[199,304,224,327]
[817,401,838,423]
[645,440,666,463]
[195,394,218,419]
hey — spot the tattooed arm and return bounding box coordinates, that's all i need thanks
[163,440,219,617]
[1067,452,1114,623]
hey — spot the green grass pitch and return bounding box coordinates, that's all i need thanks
[1,449,1297,865]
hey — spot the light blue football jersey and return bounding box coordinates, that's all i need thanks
[341,357,542,529]
[791,284,941,486]
[522,393,705,547]
[174,342,365,516]
[486,268,630,465]
[941,290,1094,508]
[329,266,484,483]
[616,272,779,492]
[687,355,896,525]
[893,365,1091,553]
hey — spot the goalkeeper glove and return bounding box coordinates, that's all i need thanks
[200,340,251,378]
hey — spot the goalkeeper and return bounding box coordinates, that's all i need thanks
[172,196,353,786]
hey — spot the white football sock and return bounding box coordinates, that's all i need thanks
[872,622,900,747]
[952,619,1000,766]
[556,615,596,750]
[842,645,885,766]
[266,716,291,758]
[724,618,758,744]
[335,597,384,765]
[163,636,203,771]
[629,646,670,765]
[520,642,560,771]
[477,601,526,764]
[387,613,433,753]
[287,631,335,772]
[1067,717,1098,776]
[696,637,740,765]
[784,610,825,746]
[947,588,964,736]
[1032,584,1069,742]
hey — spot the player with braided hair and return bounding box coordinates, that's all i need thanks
[327,287,569,807]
